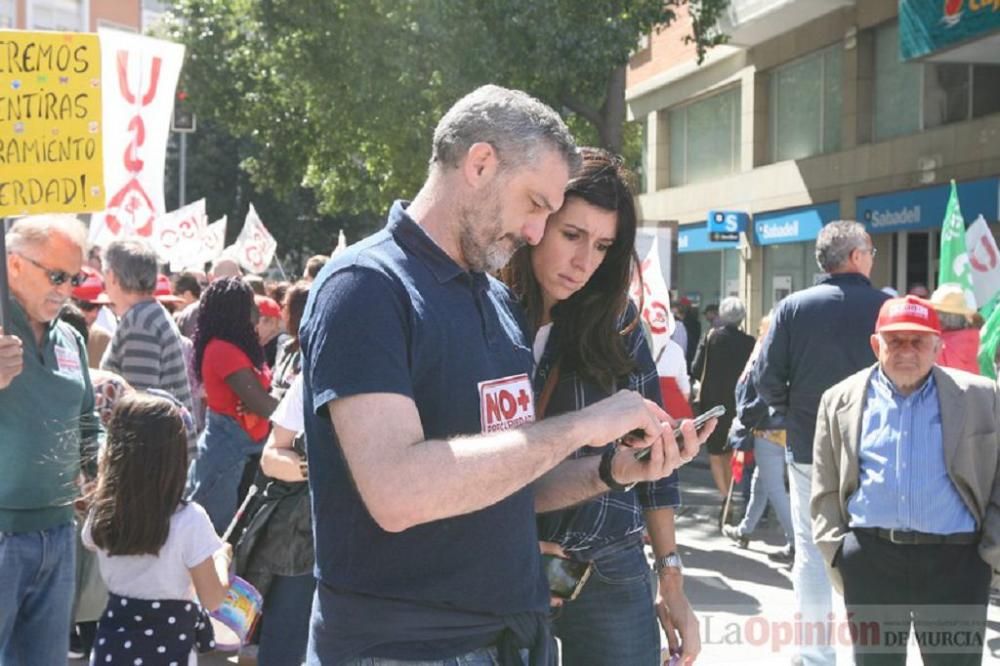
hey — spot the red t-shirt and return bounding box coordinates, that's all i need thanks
[202,339,272,440]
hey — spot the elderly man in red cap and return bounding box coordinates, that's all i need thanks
[812,295,1000,666]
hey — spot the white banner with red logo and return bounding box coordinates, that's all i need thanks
[965,214,1000,309]
[89,29,184,246]
[196,216,227,267]
[151,198,206,265]
[228,204,277,275]
[629,228,674,360]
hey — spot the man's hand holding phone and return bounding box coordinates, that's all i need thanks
[611,406,723,486]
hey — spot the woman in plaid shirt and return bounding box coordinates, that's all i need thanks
[503,148,704,666]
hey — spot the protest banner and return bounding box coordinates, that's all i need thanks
[629,227,674,360]
[151,198,206,265]
[89,28,184,246]
[229,204,277,275]
[0,30,104,216]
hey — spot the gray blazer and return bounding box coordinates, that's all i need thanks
[811,364,1000,593]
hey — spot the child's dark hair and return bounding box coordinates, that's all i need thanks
[89,393,189,556]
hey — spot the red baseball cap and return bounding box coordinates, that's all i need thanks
[254,295,281,319]
[875,295,941,335]
[71,266,110,305]
[154,274,185,305]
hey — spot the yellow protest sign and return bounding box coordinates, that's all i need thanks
[0,31,104,216]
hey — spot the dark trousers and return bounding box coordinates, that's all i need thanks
[838,529,991,666]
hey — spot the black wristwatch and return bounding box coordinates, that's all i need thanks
[599,447,636,493]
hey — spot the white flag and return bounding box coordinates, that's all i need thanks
[965,214,1000,309]
[91,29,184,242]
[332,229,348,257]
[230,204,277,275]
[197,217,228,267]
[629,228,674,360]
[152,199,206,265]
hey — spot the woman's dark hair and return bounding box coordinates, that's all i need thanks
[193,277,264,382]
[502,147,641,391]
[283,280,311,351]
[89,393,189,556]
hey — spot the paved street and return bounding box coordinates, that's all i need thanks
[175,450,1000,666]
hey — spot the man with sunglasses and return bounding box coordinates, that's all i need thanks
[0,215,103,665]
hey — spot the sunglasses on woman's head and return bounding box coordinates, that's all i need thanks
[14,253,86,287]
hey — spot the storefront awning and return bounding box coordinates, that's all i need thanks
[678,223,739,253]
[858,177,1000,234]
[752,202,840,246]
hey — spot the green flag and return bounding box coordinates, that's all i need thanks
[978,296,1000,379]
[938,180,977,306]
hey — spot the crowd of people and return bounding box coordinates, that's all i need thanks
[0,83,998,666]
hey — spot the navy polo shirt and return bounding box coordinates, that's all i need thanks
[299,201,548,661]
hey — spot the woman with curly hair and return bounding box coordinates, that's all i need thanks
[187,277,278,532]
[501,148,712,665]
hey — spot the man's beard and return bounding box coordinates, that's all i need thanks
[457,188,524,273]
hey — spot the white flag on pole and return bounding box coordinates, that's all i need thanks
[229,204,277,275]
[332,229,348,257]
[152,199,206,265]
[628,228,674,360]
[90,29,184,244]
[965,214,1000,309]
[197,217,228,267]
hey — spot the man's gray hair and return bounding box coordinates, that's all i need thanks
[431,85,580,175]
[815,220,869,272]
[6,215,88,256]
[104,239,158,294]
[719,297,746,326]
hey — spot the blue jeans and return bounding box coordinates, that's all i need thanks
[552,540,659,666]
[0,522,76,666]
[258,574,316,666]
[788,462,835,666]
[735,437,793,545]
[186,410,263,533]
[342,647,512,665]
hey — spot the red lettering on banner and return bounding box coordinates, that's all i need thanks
[969,233,998,273]
[644,300,670,335]
[104,50,164,237]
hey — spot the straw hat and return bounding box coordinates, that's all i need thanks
[930,283,976,318]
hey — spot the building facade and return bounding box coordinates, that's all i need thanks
[2,1,141,32]
[628,0,1000,328]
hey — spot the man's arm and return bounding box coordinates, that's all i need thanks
[533,419,710,513]
[811,391,847,590]
[753,307,791,411]
[977,384,1000,573]
[329,389,669,533]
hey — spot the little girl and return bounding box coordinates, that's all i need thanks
[83,392,232,665]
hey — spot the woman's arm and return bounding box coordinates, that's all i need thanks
[261,423,307,482]
[189,544,232,612]
[224,368,279,417]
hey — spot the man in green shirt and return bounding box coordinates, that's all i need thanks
[0,215,101,665]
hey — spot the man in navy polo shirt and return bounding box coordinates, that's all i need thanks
[300,85,709,666]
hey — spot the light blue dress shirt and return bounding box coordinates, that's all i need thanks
[847,369,977,534]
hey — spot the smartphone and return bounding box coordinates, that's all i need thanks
[542,554,593,601]
[632,404,727,461]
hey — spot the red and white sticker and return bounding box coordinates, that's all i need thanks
[55,345,81,375]
[479,373,536,434]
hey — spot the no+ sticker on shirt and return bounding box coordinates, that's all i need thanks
[478,373,535,434]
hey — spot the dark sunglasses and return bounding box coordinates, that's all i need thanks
[15,253,86,287]
[73,299,101,312]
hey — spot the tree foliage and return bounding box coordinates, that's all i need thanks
[165,0,728,240]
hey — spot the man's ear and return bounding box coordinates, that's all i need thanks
[870,333,881,358]
[461,142,499,189]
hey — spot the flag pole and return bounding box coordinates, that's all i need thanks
[272,254,289,281]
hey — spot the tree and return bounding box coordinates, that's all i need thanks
[166,0,728,229]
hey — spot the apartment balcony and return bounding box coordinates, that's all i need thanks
[718,0,855,47]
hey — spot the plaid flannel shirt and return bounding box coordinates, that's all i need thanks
[534,306,681,556]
